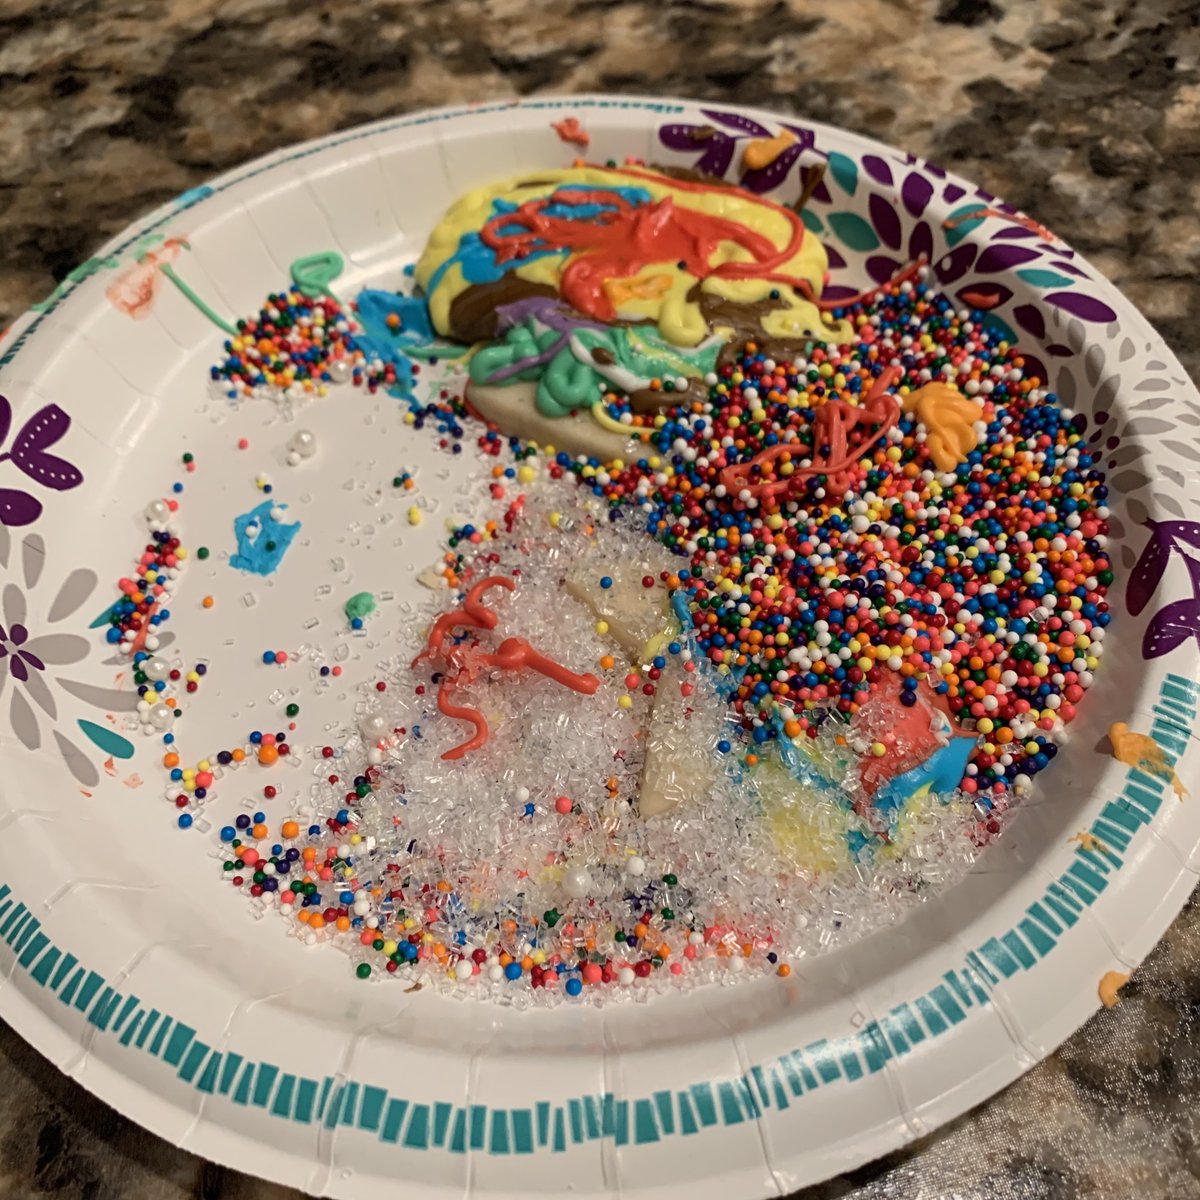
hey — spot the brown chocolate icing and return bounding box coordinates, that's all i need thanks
[628,381,708,413]
[690,283,819,365]
[648,162,736,189]
[447,275,559,343]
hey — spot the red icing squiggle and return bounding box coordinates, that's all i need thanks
[593,165,925,312]
[943,207,1056,242]
[479,165,923,325]
[416,576,511,664]
[719,365,903,504]
[481,189,794,324]
[415,575,601,761]
[480,164,813,324]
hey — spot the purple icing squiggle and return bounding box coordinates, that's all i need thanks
[487,332,570,383]
[483,297,613,383]
[495,296,608,335]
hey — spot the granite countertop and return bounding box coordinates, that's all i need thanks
[1,0,1199,1196]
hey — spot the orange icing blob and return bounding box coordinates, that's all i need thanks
[1098,970,1130,1008]
[742,130,797,171]
[1108,722,1187,799]
[900,381,982,473]
[603,272,674,306]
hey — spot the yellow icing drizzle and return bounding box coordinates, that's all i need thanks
[590,401,651,441]
[414,166,847,349]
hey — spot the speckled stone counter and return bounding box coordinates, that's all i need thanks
[1,0,1198,1196]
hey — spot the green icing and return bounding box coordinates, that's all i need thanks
[291,251,345,300]
[470,323,562,397]
[540,350,598,416]
[469,319,720,419]
[572,323,720,390]
[344,591,377,622]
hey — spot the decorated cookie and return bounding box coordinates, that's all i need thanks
[414,164,881,459]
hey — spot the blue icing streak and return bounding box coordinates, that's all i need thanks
[772,713,838,791]
[175,184,214,209]
[425,232,561,300]
[670,591,692,630]
[670,591,743,704]
[871,737,977,815]
[353,289,435,404]
[425,185,654,299]
[230,501,301,577]
[846,830,872,860]
[553,183,653,204]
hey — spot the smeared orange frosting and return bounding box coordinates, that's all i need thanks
[1108,722,1187,799]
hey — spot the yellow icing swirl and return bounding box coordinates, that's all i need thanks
[415,166,848,349]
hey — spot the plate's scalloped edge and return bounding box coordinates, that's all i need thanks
[1,94,1198,1200]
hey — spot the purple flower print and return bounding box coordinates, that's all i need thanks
[0,394,85,527]
[655,111,1129,374]
[657,111,817,193]
[0,526,138,785]
[1127,520,1200,661]
[0,620,47,682]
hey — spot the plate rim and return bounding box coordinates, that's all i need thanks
[1,91,1196,1199]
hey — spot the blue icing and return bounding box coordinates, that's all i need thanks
[356,288,434,343]
[230,501,301,576]
[425,231,562,300]
[670,591,692,630]
[175,184,214,208]
[772,713,839,791]
[871,736,977,816]
[846,830,872,860]
[668,594,747,703]
[425,185,653,299]
[353,289,435,404]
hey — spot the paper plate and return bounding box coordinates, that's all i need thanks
[1,95,1198,1199]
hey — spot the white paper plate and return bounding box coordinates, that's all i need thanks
[1,95,1198,1199]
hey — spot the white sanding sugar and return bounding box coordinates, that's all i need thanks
[242,478,992,1002]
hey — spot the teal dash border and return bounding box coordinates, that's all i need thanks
[4,91,1193,1156]
[1,672,1193,1154]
